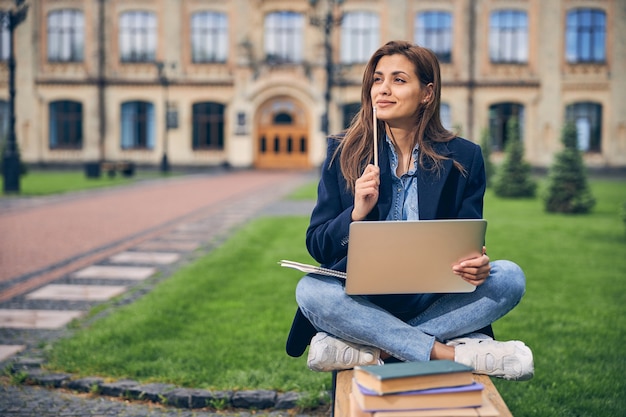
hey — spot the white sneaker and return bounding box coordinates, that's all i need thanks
[307,332,381,372]
[448,333,534,381]
[446,332,495,347]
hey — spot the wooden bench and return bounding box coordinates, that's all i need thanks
[333,370,513,417]
[100,161,135,177]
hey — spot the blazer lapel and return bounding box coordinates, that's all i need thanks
[376,141,392,220]
[417,142,453,220]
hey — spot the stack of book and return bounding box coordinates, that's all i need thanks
[349,360,499,417]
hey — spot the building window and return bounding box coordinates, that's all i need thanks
[121,101,155,149]
[192,102,225,150]
[340,11,379,64]
[274,112,293,124]
[565,102,602,152]
[0,12,8,61]
[489,10,528,63]
[488,103,524,151]
[0,99,7,175]
[47,9,84,62]
[264,11,303,64]
[566,8,606,63]
[191,11,228,63]
[414,11,452,63]
[0,100,7,146]
[49,100,83,149]
[342,103,361,130]
[119,11,157,63]
[440,103,452,131]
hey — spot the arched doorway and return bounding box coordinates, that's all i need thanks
[255,97,310,169]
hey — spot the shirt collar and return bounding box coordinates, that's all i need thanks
[385,135,419,176]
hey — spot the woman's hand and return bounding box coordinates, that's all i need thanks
[452,246,490,286]
[352,164,380,221]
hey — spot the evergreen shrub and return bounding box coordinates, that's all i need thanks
[543,122,595,213]
[493,117,536,198]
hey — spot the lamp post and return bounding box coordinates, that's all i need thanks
[309,0,343,137]
[155,61,171,173]
[2,0,28,194]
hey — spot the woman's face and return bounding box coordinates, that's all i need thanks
[370,54,432,131]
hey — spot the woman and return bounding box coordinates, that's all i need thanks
[286,41,533,381]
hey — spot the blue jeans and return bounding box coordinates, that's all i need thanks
[295,260,526,362]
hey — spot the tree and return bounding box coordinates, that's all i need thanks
[479,127,495,187]
[493,117,536,198]
[543,122,595,213]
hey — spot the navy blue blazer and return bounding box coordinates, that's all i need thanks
[286,136,487,357]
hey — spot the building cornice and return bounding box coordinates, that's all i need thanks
[34,78,235,87]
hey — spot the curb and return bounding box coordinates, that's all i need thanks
[6,342,330,415]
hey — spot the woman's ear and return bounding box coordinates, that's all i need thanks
[422,83,434,104]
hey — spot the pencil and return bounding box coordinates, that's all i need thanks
[373,106,378,167]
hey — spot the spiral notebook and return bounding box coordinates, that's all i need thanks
[281,219,486,295]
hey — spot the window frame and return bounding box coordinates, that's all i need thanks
[119,11,157,63]
[192,102,225,151]
[488,102,525,151]
[566,8,606,64]
[0,100,7,143]
[340,11,380,64]
[342,103,361,130]
[414,11,453,63]
[489,9,529,64]
[440,103,452,131]
[565,102,602,152]
[49,100,83,150]
[47,9,84,63]
[191,11,228,63]
[120,101,155,150]
[0,11,11,61]
[264,11,304,65]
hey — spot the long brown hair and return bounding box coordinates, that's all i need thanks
[334,40,461,192]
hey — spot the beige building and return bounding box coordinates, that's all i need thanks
[3,0,626,171]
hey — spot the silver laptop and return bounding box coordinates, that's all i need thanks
[344,219,487,295]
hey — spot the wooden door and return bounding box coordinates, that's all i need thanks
[255,98,310,169]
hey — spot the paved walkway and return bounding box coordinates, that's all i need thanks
[0,169,321,417]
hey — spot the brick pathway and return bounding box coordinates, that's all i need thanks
[0,169,321,416]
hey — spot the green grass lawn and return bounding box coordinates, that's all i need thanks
[47,215,328,393]
[287,180,319,200]
[0,169,169,196]
[486,180,626,416]
[45,179,626,416]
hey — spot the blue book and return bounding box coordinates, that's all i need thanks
[351,379,484,412]
[354,360,474,394]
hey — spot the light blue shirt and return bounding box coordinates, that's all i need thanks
[385,135,420,221]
